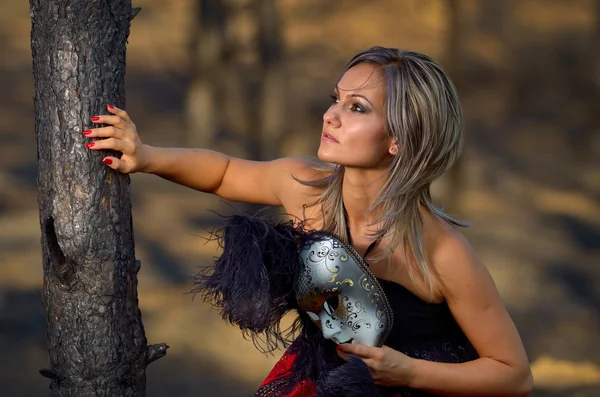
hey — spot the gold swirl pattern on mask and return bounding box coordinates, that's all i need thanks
[350,318,373,332]
[336,278,354,287]
[321,277,354,294]
[341,296,364,314]
[330,251,348,262]
[306,242,341,274]
[375,307,386,331]
[359,274,375,291]
[368,291,383,304]
[297,231,395,347]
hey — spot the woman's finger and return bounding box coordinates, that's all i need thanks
[336,347,350,361]
[106,104,131,123]
[86,137,133,154]
[101,156,130,173]
[337,343,376,359]
[90,115,127,129]
[83,126,126,140]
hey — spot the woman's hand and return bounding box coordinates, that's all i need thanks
[337,343,415,387]
[84,105,150,173]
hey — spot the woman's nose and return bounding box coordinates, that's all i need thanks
[323,107,341,127]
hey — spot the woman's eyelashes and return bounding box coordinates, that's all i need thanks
[349,103,366,113]
[329,94,367,114]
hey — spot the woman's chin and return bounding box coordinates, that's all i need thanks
[317,147,338,163]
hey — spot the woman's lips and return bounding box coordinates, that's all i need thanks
[321,132,339,143]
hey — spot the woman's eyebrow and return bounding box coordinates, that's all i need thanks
[334,86,377,109]
[348,93,375,108]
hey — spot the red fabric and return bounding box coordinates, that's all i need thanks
[260,351,296,387]
[259,350,317,396]
[259,349,404,396]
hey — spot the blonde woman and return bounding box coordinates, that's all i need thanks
[86,47,533,396]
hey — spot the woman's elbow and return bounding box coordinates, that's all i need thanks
[514,365,534,397]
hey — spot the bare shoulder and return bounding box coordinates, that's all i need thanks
[426,216,532,385]
[427,220,495,302]
[274,157,327,181]
[273,157,330,221]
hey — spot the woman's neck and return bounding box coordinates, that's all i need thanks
[341,167,388,235]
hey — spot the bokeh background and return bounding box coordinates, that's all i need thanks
[2,0,600,396]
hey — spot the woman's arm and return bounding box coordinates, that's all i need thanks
[407,233,533,396]
[338,232,533,397]
[86,105,314,206]
[142,145,308,205]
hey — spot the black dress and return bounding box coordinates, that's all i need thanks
[376,277,479,396]
[193,212,479,396]
[357,225,479,395]
[360,230,479,396]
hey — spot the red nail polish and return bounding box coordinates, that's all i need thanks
[103,158,113,165]
[91,116,100,122]
[86,142,95,148]
[336,345,343,352]
[83,130,92,135]
[107,104,115,110]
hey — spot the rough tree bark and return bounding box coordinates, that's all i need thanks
[30,1,166,395]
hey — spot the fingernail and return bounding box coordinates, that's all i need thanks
[336,345,343,352]
[91,116,100,122]
[83,130,92,135]
[107,104,115,110]
[103,158,113,165]
[86,142,95,148]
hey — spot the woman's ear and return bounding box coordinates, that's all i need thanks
[388,142,399,156]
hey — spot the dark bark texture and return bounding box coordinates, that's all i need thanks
[30,1,165,396]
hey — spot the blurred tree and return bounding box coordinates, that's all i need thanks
[589,0,600,159]
[444,0,465,212]
[29,1,166,395]
[185,0,226,151]
[254,0,286,160]
[186,0,286,161]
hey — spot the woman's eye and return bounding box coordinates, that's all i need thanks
[329,94,339,104]
[350,103,365,113]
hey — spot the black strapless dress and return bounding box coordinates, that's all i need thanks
[375,278,479,396]
[194,212,479,396]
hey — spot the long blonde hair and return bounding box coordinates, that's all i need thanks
[300,47,467,298]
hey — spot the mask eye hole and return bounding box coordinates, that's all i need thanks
[323,295,339,316]
[307,311,320,322]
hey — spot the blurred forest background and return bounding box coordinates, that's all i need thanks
[1,0,599,396]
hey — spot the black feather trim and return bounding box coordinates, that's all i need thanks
[316,355,380,397]
[191,212,306,353]
[193,211,390,396]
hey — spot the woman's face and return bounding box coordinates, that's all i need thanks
[318,63,393,168]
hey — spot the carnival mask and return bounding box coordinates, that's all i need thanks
[296,232,393,347]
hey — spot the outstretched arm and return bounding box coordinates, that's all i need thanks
[85,105,315,206]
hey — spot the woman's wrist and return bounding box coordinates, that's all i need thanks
[139,144,158,174]
[404,357,424,389]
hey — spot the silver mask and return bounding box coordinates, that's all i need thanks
[296,232,393,347]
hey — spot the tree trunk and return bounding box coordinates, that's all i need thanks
[30,1,166,396]
[185,0,227,150]
[186,0,286,161]
[256,0,286,160]
[443,0,464,213]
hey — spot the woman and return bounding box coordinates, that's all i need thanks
[85,47,533,396]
